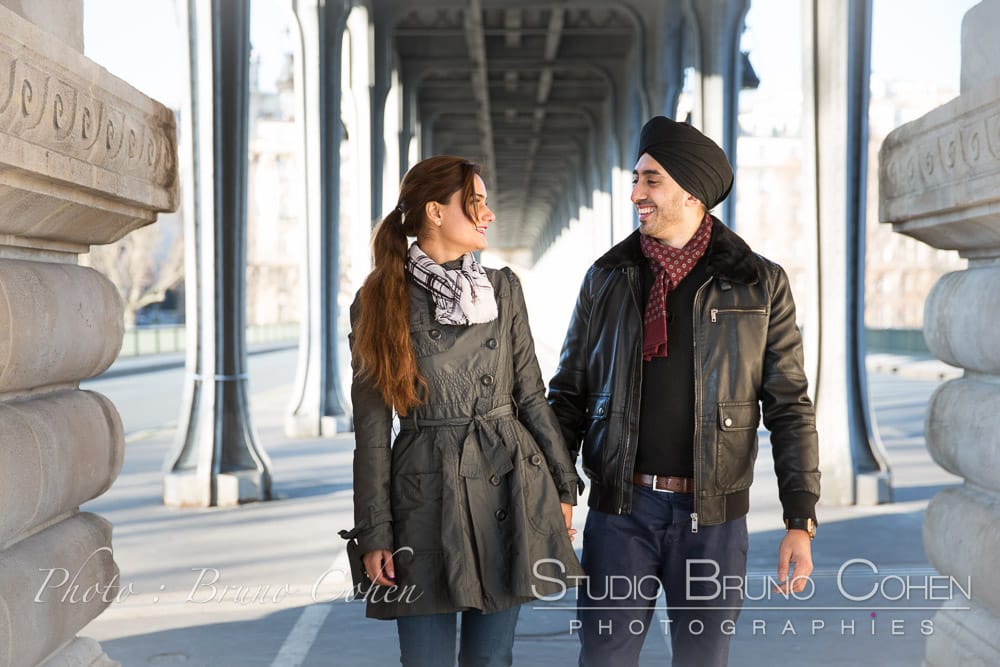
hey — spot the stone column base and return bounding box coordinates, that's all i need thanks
[924,600,1000,667]
[40,637,120,667]
[856,471,892,505]
[284,412,351,438]
[163,470,269,508]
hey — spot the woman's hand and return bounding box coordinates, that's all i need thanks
[362,549,397,586]
[561,503,577,542]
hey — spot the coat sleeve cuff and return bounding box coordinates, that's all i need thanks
[554,470,581,505]
[780,491,819,524]
[355,521,393,554]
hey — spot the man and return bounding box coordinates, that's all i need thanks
[548,116,820,667]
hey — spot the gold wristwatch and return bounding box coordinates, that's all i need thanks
[784,517,816,539]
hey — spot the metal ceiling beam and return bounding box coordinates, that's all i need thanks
[417,78,610,90]
[423,102,603,117]
[520,7,564,228]
[503,8,522,47]
[462,0,497,188]
[395,27,632,38]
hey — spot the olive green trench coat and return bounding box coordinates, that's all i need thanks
[348,266,584,619]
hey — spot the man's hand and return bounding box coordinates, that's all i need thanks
[561,503,577,542]
[362,549,396,586]
[773,530,813,595]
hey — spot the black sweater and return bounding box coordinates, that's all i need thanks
[635,255,709,478]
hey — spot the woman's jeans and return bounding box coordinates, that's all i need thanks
[396,605,521,667]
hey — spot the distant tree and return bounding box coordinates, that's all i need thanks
[81,212,184,328]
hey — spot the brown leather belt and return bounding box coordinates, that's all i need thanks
[633,473,694,494]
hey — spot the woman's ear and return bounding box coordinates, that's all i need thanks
[425,201,439,222]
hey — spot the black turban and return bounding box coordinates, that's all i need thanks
[636,116,734,210]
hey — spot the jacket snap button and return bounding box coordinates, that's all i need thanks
[485,338,498,349]
[429,329,441,340]
[596,406,605,416]
[530,454,543,466]
[495,509,507,521]
[724,417,733,427]
[490,474,501,486]
[481,374,494,386]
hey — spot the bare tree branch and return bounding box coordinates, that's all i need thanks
[82,213,184,327]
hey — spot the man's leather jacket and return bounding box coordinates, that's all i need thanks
[548,219,820,526]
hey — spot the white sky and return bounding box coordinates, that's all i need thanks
[83,0,981,111]
[741,0,979,96]
[83,0,292,109]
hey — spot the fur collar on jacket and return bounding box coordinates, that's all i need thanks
[593,217,760,285]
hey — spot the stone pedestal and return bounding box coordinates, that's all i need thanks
[878,2,1000,661]
[0,4,177,666]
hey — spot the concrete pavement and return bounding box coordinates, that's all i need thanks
[75,351,965,666]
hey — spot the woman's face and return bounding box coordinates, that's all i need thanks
[432,175,495,257]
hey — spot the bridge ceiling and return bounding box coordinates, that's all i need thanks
[382,0,674,253]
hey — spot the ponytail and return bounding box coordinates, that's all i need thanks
[352,209,427,415]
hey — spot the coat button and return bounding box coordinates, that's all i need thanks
[530,454,543,466]
[481,374,494,386]
[495,509,507,521]
[724,417,733,427]
[485,338,498,349]
[596,406,606,416]
[428,329,441,340]
[489,474,501,486]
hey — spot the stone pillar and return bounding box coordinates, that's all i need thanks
[879,2,1000,661]
[686,0,749,226]
[342,5,374,303]
[0,4,177,665]
[165,0,272,506]
[284,0,352,438]
[802,0,890,507]
[370,14,393,223]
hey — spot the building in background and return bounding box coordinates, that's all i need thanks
[246,51,302,326]
[735,70,965,332]
[864,75,967,328]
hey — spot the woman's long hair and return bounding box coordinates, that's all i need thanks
[353,156,483,415]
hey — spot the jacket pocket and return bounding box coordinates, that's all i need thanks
[581,393,611,477]
[520,451,565,536]
[392,472,444,550]
[585,393,611,421]
[714,401,760,491]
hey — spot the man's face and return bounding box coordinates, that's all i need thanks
[631,153,690,240]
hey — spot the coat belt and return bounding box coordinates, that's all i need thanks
[400,400,516,479]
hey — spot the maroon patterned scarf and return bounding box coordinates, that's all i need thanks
[639,215,713,360]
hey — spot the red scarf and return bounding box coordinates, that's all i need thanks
[639,215,713,360]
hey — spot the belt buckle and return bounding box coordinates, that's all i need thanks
[650,475,675,493]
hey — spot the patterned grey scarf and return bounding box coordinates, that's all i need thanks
[405,243,498,325]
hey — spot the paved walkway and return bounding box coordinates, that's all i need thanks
[78,352,965,666]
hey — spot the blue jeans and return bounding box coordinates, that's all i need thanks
[396,606,521,667]
[577,485,748,667]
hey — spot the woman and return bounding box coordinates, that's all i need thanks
[346,155,583,667]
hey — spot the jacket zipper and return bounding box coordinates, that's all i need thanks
[620,266,644,514]
[691,276,714,532]
[710,307,767,323]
